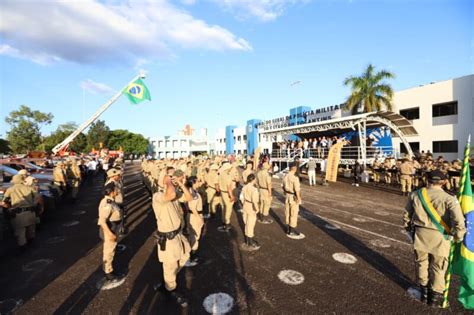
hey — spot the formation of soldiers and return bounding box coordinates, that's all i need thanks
[369,155,463,195]
[140,155,303,307]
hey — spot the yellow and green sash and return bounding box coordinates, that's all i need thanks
[417,188,452,240]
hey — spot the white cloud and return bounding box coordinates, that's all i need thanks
[212,0,308,22]
[80,79,114,94]
[0,0,251,65]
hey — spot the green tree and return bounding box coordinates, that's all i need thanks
[87,120,110,152]
[0,138,11,154]
[41,122,87,153]
[343,64,395,114]
[5,105,53,154]
[108,129,149,154]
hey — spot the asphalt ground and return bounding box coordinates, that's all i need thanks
[0,162,470,314]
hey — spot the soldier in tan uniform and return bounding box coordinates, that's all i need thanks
[106,168,126,235]
[256,162,273,224]
[242,161,254,185]
[241,174,261,251]
[152,169,192,307]
[400,158,415,196]
[185,176,204,265]
[205,164,221,219]
[403,170,466,307]
[282,162,304,239]
[449,160,462,192]
[1,174,38,252]
[98,182,123,282]
[53,162,67,196]
[66,158,81,203]
[217,163,235,232]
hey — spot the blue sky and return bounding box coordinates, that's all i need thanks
[0,0,472,139]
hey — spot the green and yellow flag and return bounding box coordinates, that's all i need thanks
[453,135,474,309]
[123,78,151,104]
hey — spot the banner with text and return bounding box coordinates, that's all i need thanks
[325,142,344,182]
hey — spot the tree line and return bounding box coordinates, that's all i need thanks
[1,105,149,155]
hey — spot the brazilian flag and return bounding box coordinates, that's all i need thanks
[453,136,474,309]
[123,78,151,104]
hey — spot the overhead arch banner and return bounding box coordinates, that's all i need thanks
[325,142,344,182]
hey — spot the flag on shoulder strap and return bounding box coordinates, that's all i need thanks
[453,135,474,309]
[123,78,151,104]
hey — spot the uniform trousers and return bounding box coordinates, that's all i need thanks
[103,239,117,274]
[221,193,234,225]
[414,250,448,294]
[400,175,413,192]
[243,210,257,238]
[259,189,271,216]
[188,213,204,251]
[11,211,36,246]
[285,194,299,228]
[206,188,221,215]
[308,170,316,186]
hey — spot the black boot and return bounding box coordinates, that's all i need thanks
[286,225,291,235]
[167,290,188,307]
[420,285,428,303]
[190,250,199,263]
[428,290,445,308]
[257,213,264,223]
[249,237,261,250]
[244,236,249,246]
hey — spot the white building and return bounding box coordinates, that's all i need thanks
[392,74,473,161]
[149,129,210,159]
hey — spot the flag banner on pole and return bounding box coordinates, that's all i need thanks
[123,78,151,104]
[453,136,474,309]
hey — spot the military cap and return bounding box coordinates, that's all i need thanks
[107,168,121,178]
[173,169,185,177]
[103,182,116,195]
[220,163,232,171]
[428,169,447,181]
[18,169,30,176]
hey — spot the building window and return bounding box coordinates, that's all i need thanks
[433,140,458,153]
[238,136,241,141]
[243,135,247,141]
[400,142,420,155]
[432,101,457,117]
[400,107,419,120]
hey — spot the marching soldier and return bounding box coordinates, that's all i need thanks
[205,164,221,219]
[403,170,466,307]
[217,163,235,232]
[152,169,192,307]
[1,174,38,253]
[282,162,304,239]
[400,158,415,196]
[241,174,261,251]
[98,182,124,282]
[449,160,462,192]
[256,162,273,224]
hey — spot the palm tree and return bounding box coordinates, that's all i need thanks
[343,64,395,114]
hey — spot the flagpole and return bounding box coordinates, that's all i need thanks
[442,134,471,308]
[52,73,145,155]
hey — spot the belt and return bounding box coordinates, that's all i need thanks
[157,228,181,240]
[12,207,35,214]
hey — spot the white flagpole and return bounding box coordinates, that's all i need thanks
[52,73,145,155]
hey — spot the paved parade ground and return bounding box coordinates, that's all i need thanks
[0,162,469,314]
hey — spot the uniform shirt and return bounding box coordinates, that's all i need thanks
[188,189,203,213]
[307,160,317,172]
[256,170,271,190]
[152,191,184,233]
[242,169,253,184]
[400,162,415,175]
[3,183,38,208]
[404,187,466,256]
[53,167,66,184]
[105,178,123,205]
[218,172,234,193]
[206,171,219,189]
[242,183,260,213]
[98,196,121,225]
[283,173,300,195]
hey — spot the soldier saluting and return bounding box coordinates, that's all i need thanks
[152,169,192,307]
[404,169,466,307]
